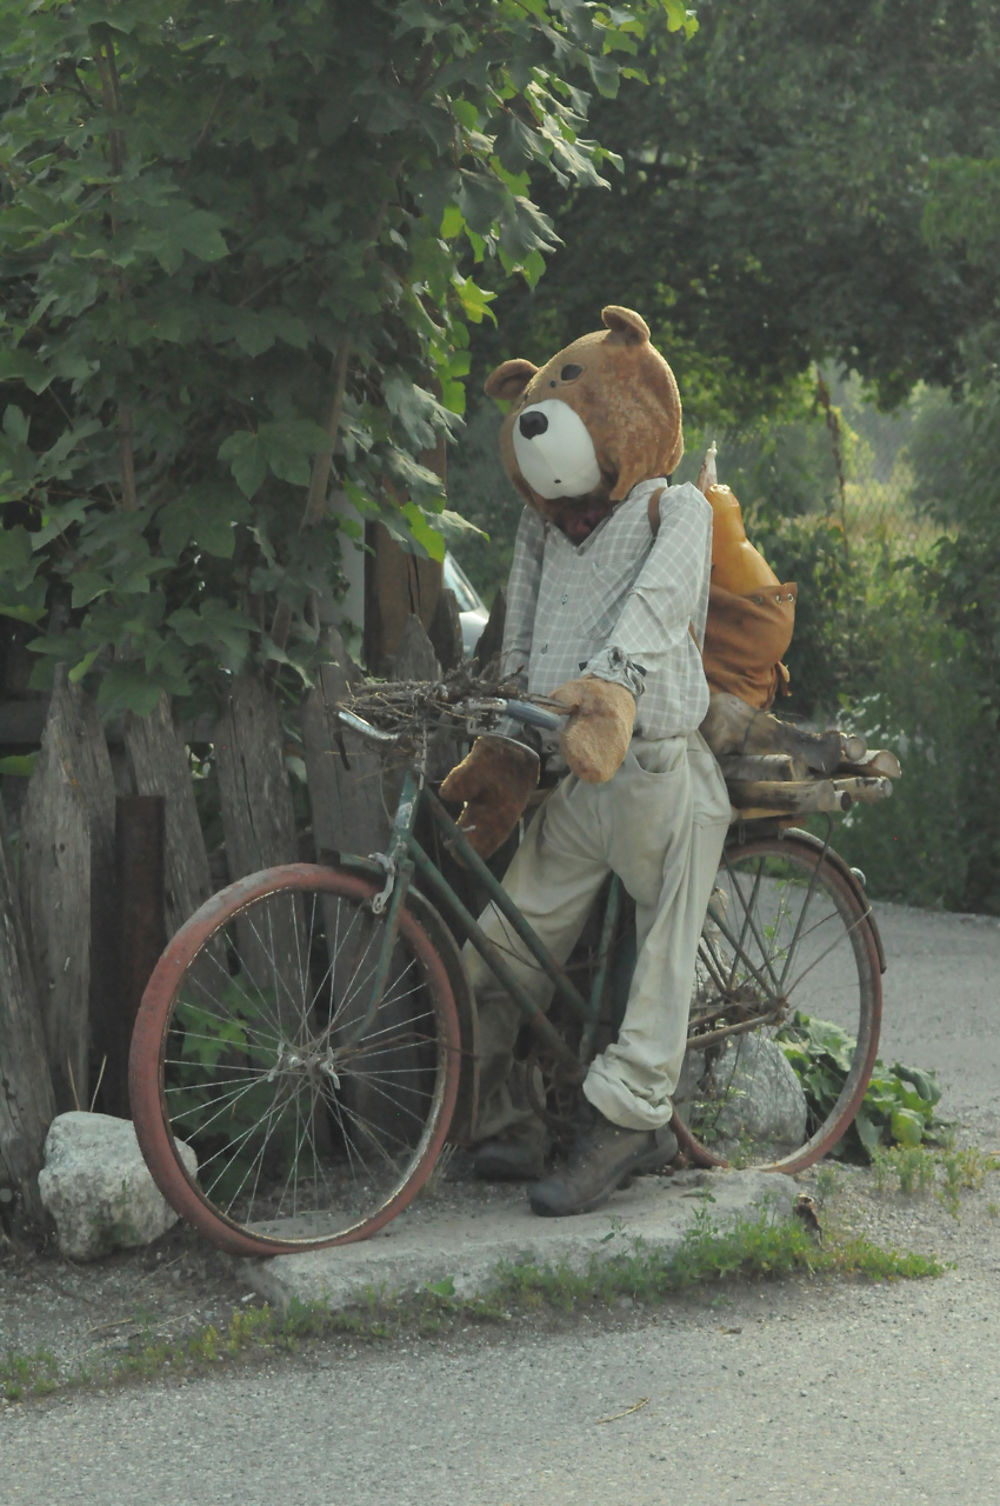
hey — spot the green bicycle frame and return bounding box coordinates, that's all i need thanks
[362,765,617,1078]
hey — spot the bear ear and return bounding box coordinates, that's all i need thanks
[601,306,650,346]
[484,359,538,402]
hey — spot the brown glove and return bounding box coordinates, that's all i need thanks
[550,676,635,783]
[438,734,540,859]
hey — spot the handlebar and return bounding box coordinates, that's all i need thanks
[336,695,566,747]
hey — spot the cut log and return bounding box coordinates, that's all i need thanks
[831,775,895,805]
[702,691,866,775]
[717,752,798,783]
[835,749,901,780]
[726,778,851,815]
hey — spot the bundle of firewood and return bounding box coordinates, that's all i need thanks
[705,692,901,819]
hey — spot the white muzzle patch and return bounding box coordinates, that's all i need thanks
[512,400,601,499]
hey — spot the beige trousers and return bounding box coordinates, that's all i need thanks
[468,730,731,1137]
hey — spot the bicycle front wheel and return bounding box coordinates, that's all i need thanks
[129,864,462,1256]
[675,830,882,1173]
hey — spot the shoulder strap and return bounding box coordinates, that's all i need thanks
[647,486,667,538]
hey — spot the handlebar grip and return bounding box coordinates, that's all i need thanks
[503,698,565,733]
[336,709,401,744]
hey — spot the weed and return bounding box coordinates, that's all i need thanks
[869,1144,1000,1217]
[1,1349,59,1402]
[0,1198,951,1410]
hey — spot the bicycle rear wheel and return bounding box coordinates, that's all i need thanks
[675,829,882,1173]
[129,863,462,1256]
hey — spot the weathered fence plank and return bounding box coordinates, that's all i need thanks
[300,628,391,860]
[214,672,299,878]
[123,693,214,936]
[214,672,302,1020]
[18,677,116,1112]
[0,800,57,1224]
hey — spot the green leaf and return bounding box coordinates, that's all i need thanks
[402,502,446,562]
[258,420,333,487]
[0,753,36,777]
[890,1107,926,1149]
[218,432,268,499]
[2,406,30,446]
[70,571,112,608]
[68,649,100,684]
[96,663,166,718]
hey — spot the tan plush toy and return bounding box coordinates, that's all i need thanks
[441,306,686,855]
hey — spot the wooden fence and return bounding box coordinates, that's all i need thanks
[0,594,481,1223]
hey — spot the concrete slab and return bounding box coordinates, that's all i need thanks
[237,1167,797,1311]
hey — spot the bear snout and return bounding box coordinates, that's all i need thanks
[519,410,548,440]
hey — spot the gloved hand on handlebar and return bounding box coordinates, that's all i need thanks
[549,676,635,783]
[439,735,540,860]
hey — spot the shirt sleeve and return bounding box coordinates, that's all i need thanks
[499,506,545,688]
[583,484,713,697]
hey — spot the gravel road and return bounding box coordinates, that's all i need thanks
[1,897,999,1505]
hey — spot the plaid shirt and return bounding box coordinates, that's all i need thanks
[501,479,712,740]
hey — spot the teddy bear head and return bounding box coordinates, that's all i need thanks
[484,305,683,540]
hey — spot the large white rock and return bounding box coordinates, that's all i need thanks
[38,1111,197,1261]
[705,1034,809,1150]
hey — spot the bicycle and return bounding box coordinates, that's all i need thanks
[128,681,885,1258]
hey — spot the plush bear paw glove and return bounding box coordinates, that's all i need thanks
[438,735,540,859]
[550,676,636,783]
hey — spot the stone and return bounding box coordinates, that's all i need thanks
[702,1034,809,1151]
[37,1111,196,1261]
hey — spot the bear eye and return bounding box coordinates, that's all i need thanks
[560,363,583,381]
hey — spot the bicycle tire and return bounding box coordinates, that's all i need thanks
[129,863,462,1256]
[674,829,882,1174]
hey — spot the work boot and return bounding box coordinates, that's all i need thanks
[473,1124,550,1182]
[529,1110,677,1217]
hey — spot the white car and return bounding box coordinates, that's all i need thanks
[443,553,489,658]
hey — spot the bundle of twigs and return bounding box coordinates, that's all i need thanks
[342,666,514,738]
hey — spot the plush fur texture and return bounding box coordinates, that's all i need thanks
[548,677,636,783]
[485,305,683,519]
[438,734,540,859]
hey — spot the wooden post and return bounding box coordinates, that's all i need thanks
[97,795,166,1118]
[0,799,57,1226]
[18,677,116,1112]
[300,628,391,859]
[214,672,301,1025]
[123,693,214,935]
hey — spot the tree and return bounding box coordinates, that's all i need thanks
[0,0,694,717]
[471,0,1000,422]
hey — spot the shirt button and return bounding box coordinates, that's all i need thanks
[540,643,548,654]
[560,593,568,605]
